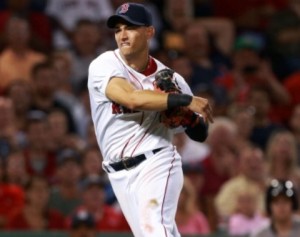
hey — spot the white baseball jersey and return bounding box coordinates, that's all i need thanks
[88,49,192,165]
[88,49,194,237]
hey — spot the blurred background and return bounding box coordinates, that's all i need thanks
[0,0,300,236]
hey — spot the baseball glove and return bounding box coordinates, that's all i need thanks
[153,68,200,128]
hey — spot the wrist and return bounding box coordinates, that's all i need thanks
[167,93,192,109]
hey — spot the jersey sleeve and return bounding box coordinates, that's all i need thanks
[170,72,194,134]
[88,51,127,103]
[173,72,193,96]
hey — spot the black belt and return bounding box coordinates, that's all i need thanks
[108,148,163,172]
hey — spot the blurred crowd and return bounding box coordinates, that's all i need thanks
[0,0,300,236]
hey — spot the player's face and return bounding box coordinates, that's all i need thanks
[114,23,154,59]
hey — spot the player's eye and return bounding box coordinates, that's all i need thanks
[114,28,121,34]
[127,25,140,30]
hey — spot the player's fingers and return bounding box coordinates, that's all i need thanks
[202,110,213,124]
[203,104,214,123]
[207,110,214,123]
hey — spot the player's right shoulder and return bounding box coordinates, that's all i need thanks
[89,50,117,72]
[90,50,115,64]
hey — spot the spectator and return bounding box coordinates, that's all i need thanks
[0,158,24,228]
[176,176,210,235]
[228,183,268,236]
[45,0,113,49]
[183,21,231,91]
[0,16,45,92]
[265,129,300,205]
[5,80,33,133]
[215,145,267,219]
[76,175,130,232]
[267,0,300,78]
[227,182,269,236]
[30,60,77,134]
[182,162,205,211]
[163,0,194,35]
[6,151,29,187]
[68,210,97,237]
[51,49,90,138]
[0,0,52,51]
[49,148,82,217]
[170,53,230,116]
[199,117,238,231]
[47,109,69,152]
[69,19,103,93]
[6,175,66,230]
[227,103,255,152]
[47,109,85,153]
[217,33,290,108]
[163,0,234,55]
[23,110,57,183]
[50,49,74,94]
[169,54,193,85]
[251,179,300,237]
[248,86,283,150]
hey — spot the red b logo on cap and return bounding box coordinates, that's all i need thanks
[119,3,129,14]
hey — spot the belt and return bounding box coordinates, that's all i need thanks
[105,148,163,172]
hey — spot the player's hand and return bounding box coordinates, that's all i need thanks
[188,96,213,123]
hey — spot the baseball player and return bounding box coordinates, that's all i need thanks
[88,3,213,237]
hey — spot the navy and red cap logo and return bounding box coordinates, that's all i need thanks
[119,3,129,14]
[106,2,152,28]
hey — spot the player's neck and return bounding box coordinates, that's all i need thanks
[121,51,150,73]
[127,58,150,72]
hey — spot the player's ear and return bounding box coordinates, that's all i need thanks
[146,26,155,39]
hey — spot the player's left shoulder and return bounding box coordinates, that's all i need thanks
[154,60,185,83]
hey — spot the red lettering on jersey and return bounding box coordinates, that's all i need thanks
[119,3,129,14]
[112,102,122,114]
[111,102,138,114]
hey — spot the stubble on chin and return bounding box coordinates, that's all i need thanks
[120,47,136,61]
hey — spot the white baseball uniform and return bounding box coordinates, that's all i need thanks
[88,49,193,237]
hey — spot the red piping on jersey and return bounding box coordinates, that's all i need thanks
[113,51,144,90]
[113,51,146,126]
[141,57,157,76]
[139,112,144,126]
[130,127,150,157]
[120,134,134,158]
[113,51,160,157]
[130,112,160,157]
[161,148,176,237]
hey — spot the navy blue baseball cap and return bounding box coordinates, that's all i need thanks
[107,2,152,28]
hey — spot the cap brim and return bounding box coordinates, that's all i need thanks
[106,15,146,28]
